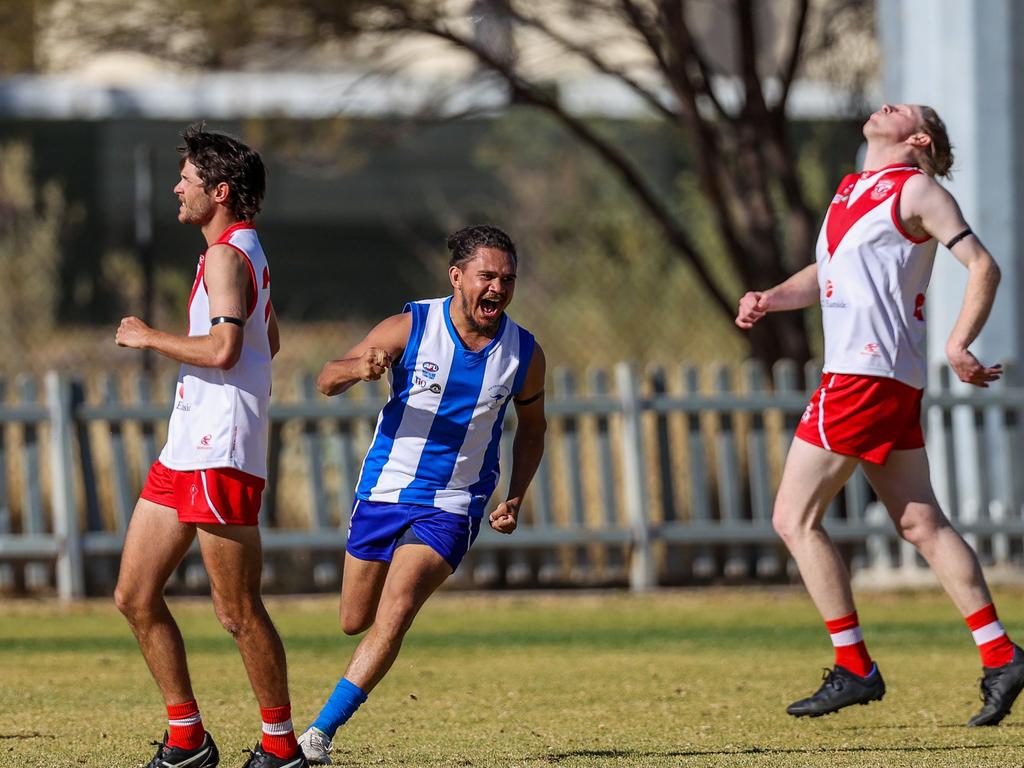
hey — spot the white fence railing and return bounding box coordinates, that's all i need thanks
[0,361,1021,598]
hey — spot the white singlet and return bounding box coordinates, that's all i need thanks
[159,222,273,478]
[355,297,536,517]
[816,164,937,390]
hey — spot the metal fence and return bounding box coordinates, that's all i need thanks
[1,360,1022,599]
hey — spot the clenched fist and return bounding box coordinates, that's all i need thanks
[489,498,520,534]
[360,347,392,381]
[735,291,770,329]
[116,316,153,349]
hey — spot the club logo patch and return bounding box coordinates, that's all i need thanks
[487,384,511,410]
[861,342,881,357]
[870,179,895,200]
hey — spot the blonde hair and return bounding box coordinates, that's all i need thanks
[915,106,954,179]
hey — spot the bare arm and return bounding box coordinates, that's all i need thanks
[735,264,819,329]
[489,344,547,535]
[316,313,412,396]
[115,245,248,370]
[901,174,1002,387]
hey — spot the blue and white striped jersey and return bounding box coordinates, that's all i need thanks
[355,297,536,517]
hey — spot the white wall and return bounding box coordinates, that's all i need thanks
[879,0,1022,377]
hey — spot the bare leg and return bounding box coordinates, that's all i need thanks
[338,552,390,636]
[772,438,860,620]
[114,499,197,704]
[342,544,452,693]
[863,448,992,616]
[198,524,290,706]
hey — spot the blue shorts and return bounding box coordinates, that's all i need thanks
[346,500,482,572]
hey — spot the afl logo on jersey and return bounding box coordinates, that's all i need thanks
[422,361,439,380]
[913,293,926,321]
[870,179,895,201]
[824,280,834,298]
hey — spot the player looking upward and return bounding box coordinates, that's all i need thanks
[115,125,308,768]
[736,104,1023,724]
[297,225,546,764]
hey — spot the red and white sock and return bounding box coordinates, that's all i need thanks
[166,699,205,751]
[825,611,874,678]
[261,705,299,758]
[966,603,1016,668]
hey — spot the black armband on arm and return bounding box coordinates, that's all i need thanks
[210,316,244,327]
[514,389,544,406]
[945,228,974,250]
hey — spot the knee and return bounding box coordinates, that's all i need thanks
[340,611,373,636]
[772,507,805,546]
[212,595,262,637]
[114,582,156,624]
[374,598,418,640]
[896,511,946,547]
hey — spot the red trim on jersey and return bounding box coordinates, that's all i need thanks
[825,168,922,256]
[243,255,258,318]
[213,221,255,245]
[890,176,933,244]
[858,163,919,177]
[205,226,259,318]
[185,256,206,334]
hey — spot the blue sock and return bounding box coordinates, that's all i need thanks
[310,678,368,738]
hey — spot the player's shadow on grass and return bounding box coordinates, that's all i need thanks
[539,743,1008,762]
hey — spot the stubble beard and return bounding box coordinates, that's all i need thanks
[178,196,214,226]
[459,292,499,336]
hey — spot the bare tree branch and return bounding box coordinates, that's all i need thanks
[508,6,679,123]
[778,0,810,111]
[397,15,737,318]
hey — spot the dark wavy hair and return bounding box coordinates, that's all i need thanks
[178,124,266,221]
[447,224,517,269]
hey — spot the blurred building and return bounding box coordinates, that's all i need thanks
[0,0,878,369]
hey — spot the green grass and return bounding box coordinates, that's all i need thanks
[3,588,1024,767]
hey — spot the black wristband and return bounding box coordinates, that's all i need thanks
[210,316,244,327]
[945,228,973,250]
[514,389,544,406]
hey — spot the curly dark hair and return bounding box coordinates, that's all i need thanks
[447,224,517,269]
[178,123,266,221]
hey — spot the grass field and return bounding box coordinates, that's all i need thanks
[3,587,1024,767]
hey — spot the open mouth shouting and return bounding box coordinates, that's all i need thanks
[479,295,504,321]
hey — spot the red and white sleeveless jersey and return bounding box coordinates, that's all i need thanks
[816,164,937,390]
[159,222,273,478]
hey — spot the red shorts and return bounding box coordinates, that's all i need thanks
[140,461,265,525]
[794,373,924,465]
